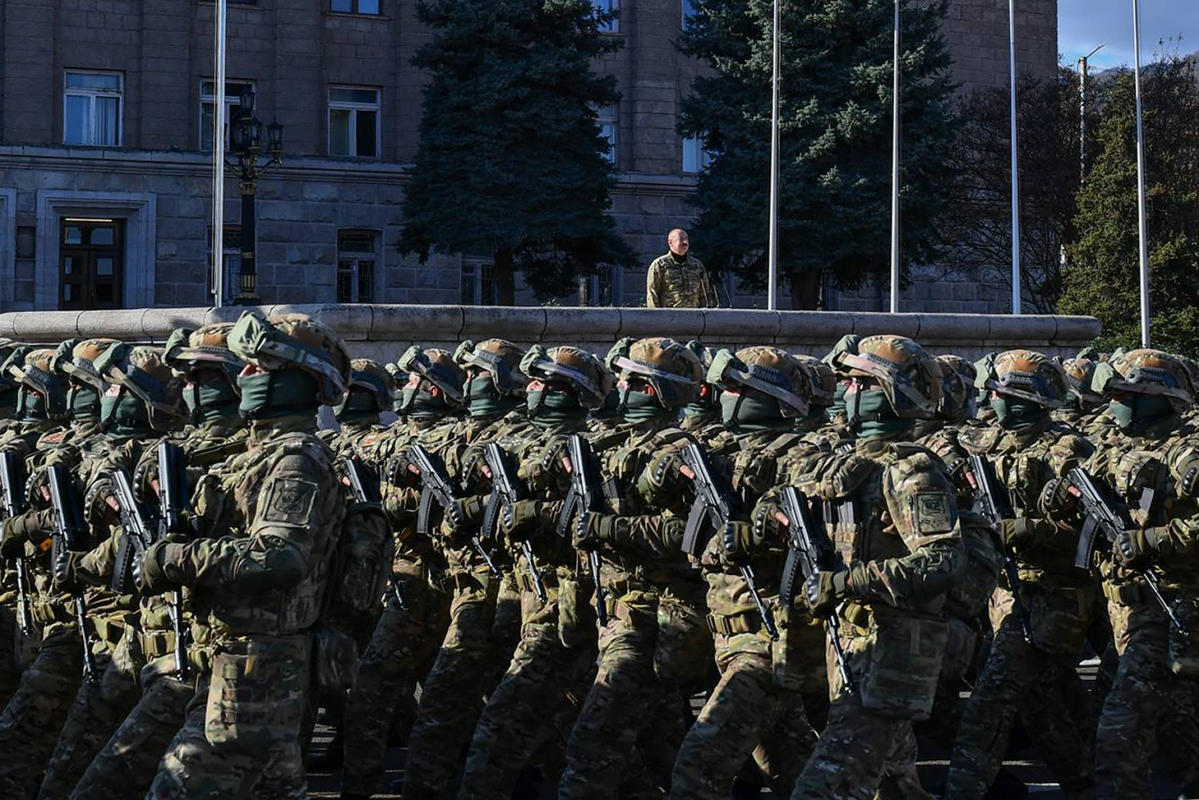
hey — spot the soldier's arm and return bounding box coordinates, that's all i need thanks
[646,260,662,308]
[164,451,340,591]
[596,512,686,557]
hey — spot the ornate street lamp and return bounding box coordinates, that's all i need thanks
[226,87,282,304]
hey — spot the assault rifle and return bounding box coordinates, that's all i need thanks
[47,463,99,684]
[557,434,608,627]
[1,450,32,637]
[1068,467,1186,637]
[408,444,499,576]
[483,443,546,603]
[156,441,192,680]
[343,455,406,611]
[108,468,154,595]
[966,454,1034,645]
[678,442,779,642]
[778,486,855,694]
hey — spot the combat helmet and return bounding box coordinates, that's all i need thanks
[337,358,394,415]
[823,334,861,371]
[0,338,22,390]
[608,337,702,409]
[834,335,941,419]
[384,362,408,414]
[1092,348,1193,414]
[454,339,528,397]
[396,346,466,407]
[935,354,977,420]
[1061,357,1104,408]
[94,343,187,431]
[521,345,611,410]
[228,312,351,406]
[8,348,68,418]
[165,323,245,383]
[708,346,810,419]
[975,349,1068,409]
[55,338,118,392]
[793,354,838,409]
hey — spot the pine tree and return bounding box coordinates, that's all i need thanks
[680,0,955,308]
[400,0,632,304]
[1058,57,1199,356]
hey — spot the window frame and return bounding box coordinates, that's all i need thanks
[329,0,381,16]
[336,229,379,303]
[63,70,124,147]
[206,224,241,306]
[460,257,497,306]
[594,0,619,33]
[682,135,715,174]
[199,78,255,152]
[596,104,618,166]
[327,85,382,159]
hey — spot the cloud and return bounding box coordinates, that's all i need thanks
[1059,0,1199,68]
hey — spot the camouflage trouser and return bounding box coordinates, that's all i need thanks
[148,634,311,800]
[39,627,142,800]
[944,614,1095,799]
[915,616,979,752]
[669,642,816,799]
[0,625,83,798]
[458,616,596,799]
[340,580,450,797]
[70,668,194,800]
[1094,598,1199,799]
[558,592,659,799]
[401,572,520,800]
[789,693,909,800]
[0,602,22,709]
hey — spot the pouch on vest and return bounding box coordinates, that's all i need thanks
[856,611,946,720]
[205,635,309,753]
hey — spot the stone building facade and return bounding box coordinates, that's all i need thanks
[0,0,1057,314]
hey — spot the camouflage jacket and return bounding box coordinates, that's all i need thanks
[645,253,717,309]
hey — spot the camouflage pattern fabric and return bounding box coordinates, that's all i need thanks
[789,694,909,800]
[645,253,717,309]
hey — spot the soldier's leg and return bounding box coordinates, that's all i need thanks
[39,630,142,800]
[1018,662,1095,798]
[341,586,448,798]
[0,603,22,709]
[876,723,936,800]
[790,693,906,800]
[558,596,659,800]
[148,687,263,800]
[0,626,83,798]
[70,672,193,800]
[402,578,500,799]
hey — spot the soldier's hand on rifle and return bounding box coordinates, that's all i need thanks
[136,541,179,596]
[53,548,80,593]
[1115,527,1165,568]
[1039,476,1082,527]
[440,497,483,542]
[1,508,52,556]
[0,518,26,557]
[500,499,541,541]
[805,569,850,616]
[998,518,1035,549]
[639,451,686,506]
[720,520,757,558]
[573,511,614,550]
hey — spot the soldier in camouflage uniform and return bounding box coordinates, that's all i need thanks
[668,346,820,798]
[339,346,464,800]
[69,323,251,800]
[1055,356,1105,428]
[138,311,349,800]
[38,343,188,800]
[788,335,963,800]
[321,358,393,462]
[557,336,707,799]
[399,339,532,800]
[645,229,718,308]
[943,350,1097,800]
[457,345,612,798]
[1080,349,1199,798]
[680,341,722,437]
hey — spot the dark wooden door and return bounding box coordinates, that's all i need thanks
[59,218,124,310]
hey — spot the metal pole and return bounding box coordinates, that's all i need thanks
[766,0,780,311]
[1078,45,1103,181]
[239,178,257,301]
[211,0,227,308]
[1007,0,1021,314]
[889,0,900,313]
[1132,0,1150,346]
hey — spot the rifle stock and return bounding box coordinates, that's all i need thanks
[484,443,546,603]
[1,450,32,637]
[561,435,608,627]
[966,454,1034,645]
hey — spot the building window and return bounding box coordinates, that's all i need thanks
[461,258,496,305]
[337,230,378,303]
[594,0,618,33]
[63,71,123,146]
[597,104,618,165]
[207,225,240,306]
[328,87,380,158]
[578,265,621,306]
[681,0,696,29]
[330,0,380,15]
[682,135,715,174]
[200,79,253,151]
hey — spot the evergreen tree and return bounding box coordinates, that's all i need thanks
[679,0,955,308]
[1058,57,1199,356]
[400,0,632,304]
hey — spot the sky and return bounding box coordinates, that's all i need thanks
[1059,0,1199,69]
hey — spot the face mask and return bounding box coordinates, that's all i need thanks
[1109,393,1172,430]
[68,385,100,422]
[18,389,47,420]
[465,374,516,419]
[184,377,240,424]
[100,388,150,436]
[846,387,912,439]
[237,369,320,420]
[619,387,666,424]
[719,390,781,432]
[991,395,1046,430]
[400,385,449,419]
[526,387,585,427]
[335,387,382,423]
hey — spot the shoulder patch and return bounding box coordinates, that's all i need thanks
[261,477,319,524]
[915,492,953,533]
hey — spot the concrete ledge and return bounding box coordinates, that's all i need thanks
[0,305,1102,361]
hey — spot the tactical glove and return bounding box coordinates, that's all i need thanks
[0,518,25,558]
[53,548,81,594]
[440,496,483,542]
[137,541,184,596]
[573,511,617,551]
[806,569,850,616]
[721,520,757,558]
[998,518,1035,549]
[501,499,542,541]
[1039,476,1081,526]
[1115,527,1166,568]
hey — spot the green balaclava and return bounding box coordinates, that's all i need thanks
[845,384,912,439]
[399,380,452,419]
[336,387,382,425]
[465,373,519,419]
[683,384,719,420]
[1109,393,1173,431]
[100,387,151,436]
[719,389,780,433]
[184,371,241,425]
[68,384,101,422]
[526,383,586,427]
[237,368,320,420]
[991,394,1047,431]
[17,388,47,421]
[618,382,669,424]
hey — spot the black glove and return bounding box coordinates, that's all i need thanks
[721,520,757,558]
[53,548,80,593]
[805,569,849,616]
[501,499,542,541]
[573,511,616,550]
[136,541,177,596]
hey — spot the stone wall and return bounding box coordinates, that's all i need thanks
[0,304,1102,363]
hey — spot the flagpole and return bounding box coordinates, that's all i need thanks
[1132,0,1150,346]
[1008,0,1021,314]
[767,0,780,311]
[889,0,900,313]
[212,0,227,308]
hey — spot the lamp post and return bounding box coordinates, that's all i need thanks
[227,86,282,305]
